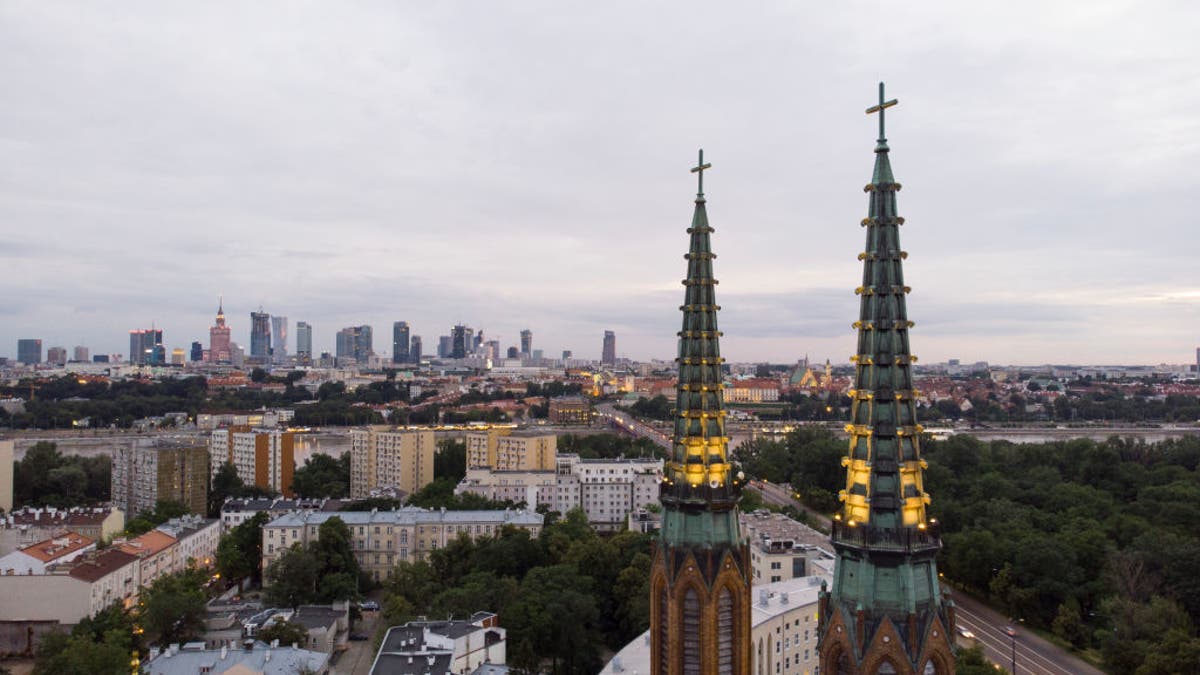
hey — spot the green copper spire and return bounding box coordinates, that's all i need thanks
[818,84,955,674]
[659,149,741,548]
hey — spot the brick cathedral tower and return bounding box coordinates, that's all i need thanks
[650,151,752,675]
[817,84,956,674]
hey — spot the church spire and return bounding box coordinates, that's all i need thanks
[818,83,955,675]
[650,151,751,675]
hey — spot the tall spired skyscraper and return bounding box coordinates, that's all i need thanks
[817,84,955,675]
[650,151,751,675]
[208,298,231,363]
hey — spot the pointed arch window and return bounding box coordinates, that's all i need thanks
[716,588,734,674]
[658,588,669,675]
[681,589,701,675]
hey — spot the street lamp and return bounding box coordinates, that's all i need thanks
[1004,624,1017,674]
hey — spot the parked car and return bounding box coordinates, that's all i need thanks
[349,633,369,641]
[358,600,380,611]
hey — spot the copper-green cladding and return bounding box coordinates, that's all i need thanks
[659,150,741,548]
[819,85,954,672]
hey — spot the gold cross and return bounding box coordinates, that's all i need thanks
[865,82,898,141]
[690,149,712,195]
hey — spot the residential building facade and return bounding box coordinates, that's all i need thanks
[111,440,208,516]
[349,427,435,499]
[209,427,296,496]
[465,429,557,470]
[262,508,543,582]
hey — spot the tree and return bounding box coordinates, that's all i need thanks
[209,462,246,517]
[264,545,322,608]
[290,453,350,498]
[32,630,131,675]
[504,564,602,674]
[257,619,309,648]
[435,439,467,481]
[216,512,269,590]
[141,567,208,644]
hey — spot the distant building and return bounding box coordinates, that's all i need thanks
[209,428,296,496]
[519,329,532,357]
[548,396,591,425]
[393,321,411,363]
[92,354,110,363]
[171,348,185,365]
[562,350,572,360]
[111,440,208,516]
[296,321,313,360]
[465,429,557,471]
[438,335,452,359]
[506,346,519,359]
[262,508,543,582]
[451,325,470,359]
[45,347,67,366]
[250,310,271,362]
[350,427,435,499]
[456,453,661,532]
[189,341,203,362]
[208,300,232,362]
[484,340,500,361]
[371,613,506,675]
[410,335,423,363]
[0,440,11,513]
[72,345,89,363]
[337,325,373,363]
[129,328,164,365]
[271,315,288,363]
[601,330,616,366]
[17,338,42,365]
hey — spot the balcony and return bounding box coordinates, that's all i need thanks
[830,519,941,553]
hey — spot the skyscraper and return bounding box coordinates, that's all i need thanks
[189,341,203,362]
[357,325,373,362]
[410,335,422,363]
[393,321,411,363]
[451,325,469,359]
[129,329,164,365]
[46,347,67,366]
[208,299,232,363]
[463,327,475,356]
[271,315,288,363]
[249,310,271,362]
[817,84,954,674]
[336,325,373,363]
[73,346,89,362]
[17,339,42,365]
[437,335,452,359]
[602,330,616,367]
[296,321,313,360]
[519,329,532,357]
[649,151,751,675]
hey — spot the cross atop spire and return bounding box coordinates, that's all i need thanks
[690,149,712,197]
[865,81,898,143]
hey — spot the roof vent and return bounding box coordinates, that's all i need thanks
[759,590,769,606]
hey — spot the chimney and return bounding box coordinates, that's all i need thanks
[781,592,789,605]
[220,646,227,660]
[759,590,769,606]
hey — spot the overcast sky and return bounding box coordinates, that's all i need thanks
[3,1,1199,366]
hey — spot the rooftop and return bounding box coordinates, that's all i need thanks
[19,532,94,562]
[0,505,120,529]
[67,549,139,582]
[118,529,176,557]
[739,510,832,553]
[141,641,328,675]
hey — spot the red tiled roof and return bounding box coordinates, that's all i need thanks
[68,549,138,582]
[117,530,176,557]
[20,532,94,562]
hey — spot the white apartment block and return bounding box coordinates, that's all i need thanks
[0,548,142,627]
[156,515,220,568]
[741,511,836,585]
[262,508,543,582]
[455,453,662,532]
[465,429,557,470]
[350,427,435,498]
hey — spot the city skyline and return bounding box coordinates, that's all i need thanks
[3,3,1200,364]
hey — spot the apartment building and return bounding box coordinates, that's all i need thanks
[371,613,506,675]
[741,511,836,585]
[455,453,661,532]
[0,532,95,575]
[209,427,296,496]
[349,427,435,498]
[0,505,124,554]
[262,508,543,582]
[117,530,177,588]
[156,515,220,568]
[0,548,141,628]
[465,429,557,470]
[111,439,208,516]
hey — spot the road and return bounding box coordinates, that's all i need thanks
[595,403,672,450]
[746,482,1102,675]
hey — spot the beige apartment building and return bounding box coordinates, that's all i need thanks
[209,427,296,496]
[262,508,543,582]
[465,429,557,470]
[349,427,435,498]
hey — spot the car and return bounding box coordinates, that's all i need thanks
[349,633,369,641]
[358,601,380,611]
[957,627,976,639]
